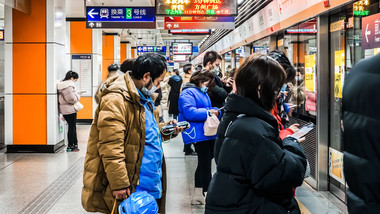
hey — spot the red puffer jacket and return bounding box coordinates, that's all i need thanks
[271,102,294,140]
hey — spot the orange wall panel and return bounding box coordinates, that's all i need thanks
[131,48,136,58]
[102,60,114,81]
[121,43,126,62]
[103,35,114,60]
[13,44,46,93]
[70,21,92,54]
[77,97,93,119]
[13,95,47,145]
[13,0,46,43]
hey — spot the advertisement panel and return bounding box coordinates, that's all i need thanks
[156,0,237,16]
[329,148,345,184]
[305,54,316,92]
[334,50,345,98]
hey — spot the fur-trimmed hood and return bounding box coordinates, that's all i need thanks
[57,80,76,90]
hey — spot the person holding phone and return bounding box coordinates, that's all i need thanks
[208,54,306,214]
[57,71,82,152]
[178,70,220,205]
[82,53,184,214]
[269,50,301,140]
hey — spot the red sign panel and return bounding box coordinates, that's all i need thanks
[164,16,235,29]
[362,12,380,50]
[156,0,237,16]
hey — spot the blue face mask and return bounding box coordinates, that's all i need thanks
[201,85,208,93]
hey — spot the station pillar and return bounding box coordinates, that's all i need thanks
[4,0,67,152]
[102,34,120,81]
[66,20,102,121]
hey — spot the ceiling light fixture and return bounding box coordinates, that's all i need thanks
[238,0,245,5]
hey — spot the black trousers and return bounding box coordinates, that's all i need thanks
[194,139,215,192]
[63,113,78,147]
[183,143,194,153]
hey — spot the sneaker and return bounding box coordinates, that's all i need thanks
[67,145,80,152]
[71,145,80,152]
[66,146,73,152]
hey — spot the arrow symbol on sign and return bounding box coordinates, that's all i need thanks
[89,22,95,28]
[167,24,172,29]
[88,9,99,19]
[365,24,371,43]
[138,47,142,51]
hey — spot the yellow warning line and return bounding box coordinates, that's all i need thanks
[296,198,312,214]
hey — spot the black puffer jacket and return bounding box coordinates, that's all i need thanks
[209,74,232,108]
[207,94,307,214]
[343,54,380,213]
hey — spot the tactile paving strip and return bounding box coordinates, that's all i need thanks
[19,157,85,214]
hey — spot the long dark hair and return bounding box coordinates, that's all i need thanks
[63,70,79,81]
[235,53,286,111]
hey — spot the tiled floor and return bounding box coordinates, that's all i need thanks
[0,124,347,214]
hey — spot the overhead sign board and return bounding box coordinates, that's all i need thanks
[137,46,167,53]
[173,55,187,62]
[172,43,193,55]
[86,7,156,29]
[362,12,380,50]
[169,29,211,35]
[164,16,234,30]
[156,0,237,16]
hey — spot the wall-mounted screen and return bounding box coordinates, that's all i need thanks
[172,43,193,55]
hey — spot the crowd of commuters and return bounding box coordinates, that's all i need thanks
[55,47,377,213]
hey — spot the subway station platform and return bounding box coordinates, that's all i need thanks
[0,125,347,214]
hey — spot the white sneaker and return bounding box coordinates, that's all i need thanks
[191,188,205,205]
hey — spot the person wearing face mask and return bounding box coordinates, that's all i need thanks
[82,53,185,214]
[178,70,221,205]
[268,50,300,140]
[207,54,306,214]
[203,51,234,108]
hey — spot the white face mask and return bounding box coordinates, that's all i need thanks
[212,66,220,75]
[296,76,303,82]
[141,79,157,96]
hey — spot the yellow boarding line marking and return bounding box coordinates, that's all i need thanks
[296,198,312,214]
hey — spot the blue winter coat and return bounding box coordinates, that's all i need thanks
[135,89,163,199]
[178,83,218,144]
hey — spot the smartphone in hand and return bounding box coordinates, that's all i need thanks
[291,123,314,140]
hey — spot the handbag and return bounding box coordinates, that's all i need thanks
[203,110,220,136]
[74,101,84,111]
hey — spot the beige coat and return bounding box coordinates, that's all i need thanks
[57,80,81,115]
[82,73,170,213]
[160,80,170,111]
